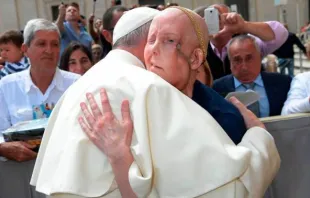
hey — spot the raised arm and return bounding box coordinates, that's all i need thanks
[253,21,289,56]
[88,15,100,43]
[55,4,66,34]
[243,21,275,41]
[219,13,288,56]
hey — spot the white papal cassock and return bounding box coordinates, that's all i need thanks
[31,49,280,198]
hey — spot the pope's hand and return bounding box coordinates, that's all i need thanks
[78,88,134,163]
[229,96,266,130]
[218,12,246,36]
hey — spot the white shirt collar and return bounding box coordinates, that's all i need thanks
[24,68,65,93]
[234,74,264,88]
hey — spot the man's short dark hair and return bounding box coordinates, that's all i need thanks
[68,2,80,10]
[0,30,24,48]
[102,5,128,30]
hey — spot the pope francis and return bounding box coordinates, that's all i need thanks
[31,7,280,198]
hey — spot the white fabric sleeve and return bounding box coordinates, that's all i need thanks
[238,127,281,198]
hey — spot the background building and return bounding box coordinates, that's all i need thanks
[0,0,308,33]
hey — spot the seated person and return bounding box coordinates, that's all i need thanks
[0,30,30,79]
[199,4,288,80]
[59,41,93,75]
[0,19,80,163]
[281,72,310,115]
[213,35,292,118]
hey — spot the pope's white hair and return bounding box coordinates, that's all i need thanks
[113,21,152,48]
[23,18,60,46]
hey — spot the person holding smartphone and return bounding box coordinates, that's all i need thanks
[199,4,288,81]
[56,2,93,55]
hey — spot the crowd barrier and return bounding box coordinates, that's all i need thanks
[0,113,310,198]
[263,113,310,198]
[0,159,44,198]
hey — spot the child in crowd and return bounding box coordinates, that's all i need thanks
[0,30,30,79]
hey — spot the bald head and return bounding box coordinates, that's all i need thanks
[156,7,209,51]
[144,6,212,93]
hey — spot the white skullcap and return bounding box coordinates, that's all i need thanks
[113,7,160,45]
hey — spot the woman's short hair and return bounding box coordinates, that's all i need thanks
[59,41,93,71]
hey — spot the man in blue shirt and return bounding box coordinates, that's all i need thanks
[213,34,291,118]
[56,2,93,55]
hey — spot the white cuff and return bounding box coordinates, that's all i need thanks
[241,126,274,144]
[128,161,152,197]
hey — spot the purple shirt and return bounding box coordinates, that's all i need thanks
[210,21,289,61]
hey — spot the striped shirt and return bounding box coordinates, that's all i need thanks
[0,56,30,79]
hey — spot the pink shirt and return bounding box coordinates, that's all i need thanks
[210,21,289,62]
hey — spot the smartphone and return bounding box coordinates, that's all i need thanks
[204,7,220,35]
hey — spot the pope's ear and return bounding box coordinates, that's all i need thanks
[190,48,204,70]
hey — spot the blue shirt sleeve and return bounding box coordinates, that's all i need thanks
[211,108,246,144]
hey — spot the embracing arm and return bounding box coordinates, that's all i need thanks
[78,89,136,198]
[230,97,280,197]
